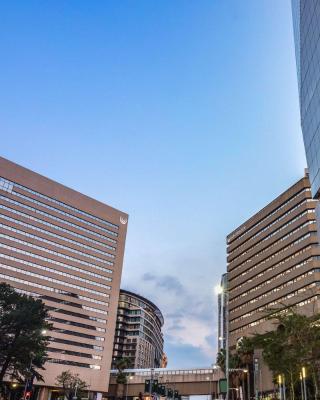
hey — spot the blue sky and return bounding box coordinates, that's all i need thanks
[0,1,305,367]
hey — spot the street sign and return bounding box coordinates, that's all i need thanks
[219,379,227,394]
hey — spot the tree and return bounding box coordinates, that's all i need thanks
[236,337,254,400]
[249,307,320,400]
[0,283,50,389]
[56,371,87,400]
[115,358,131,400]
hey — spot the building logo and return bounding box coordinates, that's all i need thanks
[120,216,127,225]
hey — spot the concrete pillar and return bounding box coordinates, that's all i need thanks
[37,387,50,400]
[96,393,102,400]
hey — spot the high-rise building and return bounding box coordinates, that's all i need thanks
[292,1,320,199]
[217,273,228,352]
[226,172,320,392]
[0,157,128,398]
[112,289,164,370]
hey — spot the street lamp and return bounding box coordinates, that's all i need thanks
[242,369,248,400]
[23,329,48,400]
[302,367,307,400]
[215,283,229,400]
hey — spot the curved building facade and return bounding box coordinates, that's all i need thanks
[112,289,164,369]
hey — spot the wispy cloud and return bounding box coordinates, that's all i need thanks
[142,273,185,294]
[137,272,216,363]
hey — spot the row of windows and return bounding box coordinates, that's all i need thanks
[0,213,115,255]
[8,177,119,230]
[229,230,315,276]
[0,178,13,193]
[48,316,106,332]
[0,243,111,292]
[229,213,314,265]
[15,288,108,323]
[229,206,314,259]
[46,305,107,323]
[227,188,310,245]
[230,244,313,284]
[26,289,108,313]
[48,358,101,370]
[0,232,113,281]
[230,290,318,335]
[230,256,316,308]
[230,267,318,322]
[0,221,115,269]
[0,194,117,246]
[14,189,117,237]
[2,273,109,314]
[50,336,103,351]
[48,347,102,360]
[229,269,315,308]
[0,262,109,299]
[51,327,105,341]
[0,203,116,250]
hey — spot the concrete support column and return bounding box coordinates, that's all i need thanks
[37,387,50,400]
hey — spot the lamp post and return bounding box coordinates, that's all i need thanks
[215,283,229,400]
[302,367,307,400]
[23,329,48,400]
[149,368,154,400]
[242,369,248,400]
[278,375,283,400]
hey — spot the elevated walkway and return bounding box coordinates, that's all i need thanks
[108,367,224,397]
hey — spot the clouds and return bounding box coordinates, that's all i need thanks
[127,271,217,367]
[142,273,185,295]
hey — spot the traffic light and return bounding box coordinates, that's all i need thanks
[174,390,179,399]
[145,380,151,393]
[153,380,159,394]
[159,385,166,396]
[144,379,159,394]
[24,391,32,400]
[167,389,173,398]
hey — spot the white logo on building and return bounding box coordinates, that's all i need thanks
[120,216,127,225]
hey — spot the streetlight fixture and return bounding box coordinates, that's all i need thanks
[215,283,229,400]
[300,373,304,400]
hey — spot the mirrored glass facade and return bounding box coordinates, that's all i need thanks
[292,0,320,198]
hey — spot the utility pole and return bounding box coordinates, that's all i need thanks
[149,368,154,400]
[253,359,259,400]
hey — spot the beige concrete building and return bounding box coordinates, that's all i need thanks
[0,156,128,396]
[227,171,320,390]
[112,289,164,370]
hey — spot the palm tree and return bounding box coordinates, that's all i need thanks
[115,358,131,400]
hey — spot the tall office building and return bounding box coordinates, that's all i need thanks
[0,157,128,397]
[112,289,164,370]
[217,273,228,352]
[227,172,320,391]
[292,1,320,199]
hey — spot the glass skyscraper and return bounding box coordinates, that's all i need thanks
[292,0,320,198]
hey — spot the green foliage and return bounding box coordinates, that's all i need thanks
[0,283,50,387]
[115,358,131,384]
[56,370,87,400]
[248,307,320,399]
